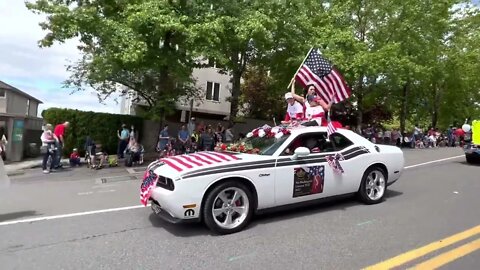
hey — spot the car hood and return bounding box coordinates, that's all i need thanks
[147,152,274,179]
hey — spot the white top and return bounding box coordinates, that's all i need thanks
[305,105,325,120]
[287,101,304,119]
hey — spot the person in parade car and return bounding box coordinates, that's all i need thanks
[281,92,304,125]
[290,83,332,126]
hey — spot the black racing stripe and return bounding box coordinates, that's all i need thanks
[342,146,363,155]
[181,147,370,179]
[182,163,275,179]
[344,150,369,160]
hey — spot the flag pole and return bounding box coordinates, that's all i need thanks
[287,47,314,90]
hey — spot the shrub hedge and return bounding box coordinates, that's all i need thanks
[42,108,144,157]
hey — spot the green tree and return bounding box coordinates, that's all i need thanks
[27,0,205,116]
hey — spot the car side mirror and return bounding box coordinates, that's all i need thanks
[291,147,310,160]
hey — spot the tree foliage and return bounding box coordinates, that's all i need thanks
[28,0,480,132]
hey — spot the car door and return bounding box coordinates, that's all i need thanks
[274,131,336,206]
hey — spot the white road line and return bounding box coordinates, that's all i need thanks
[97,189,116,193]
[0,154,466,227]
[404,155,464,169]
[0,204,150,226]
[77,191,94,196]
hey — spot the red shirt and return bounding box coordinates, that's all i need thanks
[455,128,465,137]
[54,124,66,139]
[70,152,79,159]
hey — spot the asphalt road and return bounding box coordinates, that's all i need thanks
[0,147,478,270]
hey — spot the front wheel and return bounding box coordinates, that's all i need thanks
[358,167,387,204]
[203,181,254,235]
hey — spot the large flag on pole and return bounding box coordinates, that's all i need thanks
[295,48,351,104]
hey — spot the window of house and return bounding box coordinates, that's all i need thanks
[206,81,220,101]
[0,89,5,98]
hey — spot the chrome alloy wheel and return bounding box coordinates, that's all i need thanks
[365,170,386,201]
[212,187,250,230]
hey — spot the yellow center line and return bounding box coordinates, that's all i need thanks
[363,225,480,270]
[413,238,480,270]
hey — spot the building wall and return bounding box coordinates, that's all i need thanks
[0,91,6,113]
[28,100,39,117]
[176,67,232,117]
[6,91,29,115]
[120,67,233,118]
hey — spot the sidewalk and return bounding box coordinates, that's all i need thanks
[4,158,71,176]
[4,152,159,176]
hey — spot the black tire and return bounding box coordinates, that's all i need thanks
[358,166,387,205]
[203,181,254,235]
[466,155,473,164]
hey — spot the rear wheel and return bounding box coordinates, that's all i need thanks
[203,181,254,234]
[358,166,387,204]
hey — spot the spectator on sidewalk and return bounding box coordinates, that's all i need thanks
[383,129,391,145]
[117,124,129,159]
[187,117,196,137]
[199,127,215,151]
[0,126,7,161]
[53,121,69,169]
[224,126,234,144]
[178,125,190,154]
[41,124,58,174]
[157,125,169,152]
[70,148,81,167]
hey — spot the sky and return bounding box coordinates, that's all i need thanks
[0,0,120,117]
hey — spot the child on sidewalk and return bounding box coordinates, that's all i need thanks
[70,148,81,167]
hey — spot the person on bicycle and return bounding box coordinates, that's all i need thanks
[41,124,58,174]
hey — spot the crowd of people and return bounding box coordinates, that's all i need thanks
[39,122,145,173]
[359,124,472,149]
[156,118,235,157]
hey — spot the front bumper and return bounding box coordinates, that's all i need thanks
[150,198,200,224]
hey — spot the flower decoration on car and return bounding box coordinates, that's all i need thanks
[246,124,291,139]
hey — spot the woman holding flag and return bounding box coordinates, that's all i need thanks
[288,47,352,134]
[291,82,333,126]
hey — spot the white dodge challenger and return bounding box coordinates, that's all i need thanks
[141,126,404,234]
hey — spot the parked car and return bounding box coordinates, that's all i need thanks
[142,126,405,234]
[464,120,480,164]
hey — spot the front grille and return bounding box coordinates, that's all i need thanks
[156,175,175,191]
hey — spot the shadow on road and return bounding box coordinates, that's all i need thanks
[148,213,212,237]
[148,190,404,237]
[0,210,41,222]
[456,161,480,167]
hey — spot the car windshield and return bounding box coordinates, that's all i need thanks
[242,135,290,156]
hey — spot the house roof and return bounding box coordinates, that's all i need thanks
[0,80,43,103]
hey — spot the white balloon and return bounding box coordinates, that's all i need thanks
[258,129,266,137]
[275,132,284,139]
[246,132,253,138]
[271,127,280,134]
[462,124,471,132]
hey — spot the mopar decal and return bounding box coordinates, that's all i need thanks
[184,209,195,217]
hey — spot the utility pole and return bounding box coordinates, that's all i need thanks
[188,99,194,120]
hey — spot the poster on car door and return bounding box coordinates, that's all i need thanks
[293,165,324,197]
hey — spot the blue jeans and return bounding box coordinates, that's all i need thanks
[54,142,63,168]
[42,144,55,170]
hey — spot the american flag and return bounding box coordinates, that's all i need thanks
[140,170,158,206]
[327,121,337,137]
[295,48,351,104]
[326,153,345,174]
[150,152,240,173]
